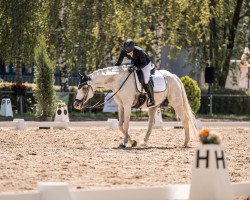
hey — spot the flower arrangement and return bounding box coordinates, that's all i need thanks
[199,129,222,144]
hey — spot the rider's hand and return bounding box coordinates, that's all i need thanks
[128,66,136,73]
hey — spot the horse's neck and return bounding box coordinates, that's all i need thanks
[90,70,126,91]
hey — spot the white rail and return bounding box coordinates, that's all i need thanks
[0,182,249,200]
[1,121,250,129]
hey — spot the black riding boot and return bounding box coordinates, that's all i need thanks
[144,83,155,107]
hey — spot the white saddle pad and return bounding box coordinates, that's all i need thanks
[135,70,167,92]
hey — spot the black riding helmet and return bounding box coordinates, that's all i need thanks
[123,39,135,53]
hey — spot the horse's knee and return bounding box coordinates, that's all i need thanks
[119,125,123,132]
[118,122,125,132]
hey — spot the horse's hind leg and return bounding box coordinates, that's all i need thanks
[172,104,190,147]
[140,106,158,147]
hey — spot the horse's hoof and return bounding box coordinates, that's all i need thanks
[139,140,148,148]
[118,144,126,149]
[131,140,137,147]
[184,143,188,148]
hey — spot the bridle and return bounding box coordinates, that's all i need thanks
[75,70,133,109]
[74,81,95,108]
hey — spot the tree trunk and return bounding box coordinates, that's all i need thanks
[96,1,110,69]
[155,0,165,69]
[57,0,69,92]
[218,0,244,87]
[156,16,163,69]
[209,0,219,81]
[15,54,22,85]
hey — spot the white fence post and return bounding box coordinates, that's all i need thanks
[0,98,13,117]
[37,182,72,200]
[154,108,163,129]
[13,118,27,130]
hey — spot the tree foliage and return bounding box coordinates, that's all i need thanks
[0,0,250,88]
[34,36,56,118]
[0,0,40,83]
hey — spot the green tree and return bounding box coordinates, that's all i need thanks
[34,36,56,119]
[181,76,201,113]
[1,0,249,91]
[184,0,250,87]
[35,0,69,91]
[0,0,39,84]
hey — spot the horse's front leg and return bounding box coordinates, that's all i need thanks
[118,105,137,148]
[117,105,127,148]
[118,105,124,133]
[140,106,158,147]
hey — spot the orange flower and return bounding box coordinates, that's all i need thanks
[199,129,209,137]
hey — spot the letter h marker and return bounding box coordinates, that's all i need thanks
[196,150,209,168]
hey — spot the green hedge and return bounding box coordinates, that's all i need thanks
[199,95,250,115]
[181,76,201,113]
[2,82,250,115]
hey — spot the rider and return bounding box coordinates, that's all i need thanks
[115,39,155,107]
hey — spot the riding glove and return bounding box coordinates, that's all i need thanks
[128,66,137,73]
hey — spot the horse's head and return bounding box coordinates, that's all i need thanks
[73,72,95,110]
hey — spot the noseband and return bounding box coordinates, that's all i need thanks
[75,83,94,105]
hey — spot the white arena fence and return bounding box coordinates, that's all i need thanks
[1,120,250,130]
[0,182,249,200]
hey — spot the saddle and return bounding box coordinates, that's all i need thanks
[132,70,167,108]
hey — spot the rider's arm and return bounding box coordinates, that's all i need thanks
[115,50,126,66]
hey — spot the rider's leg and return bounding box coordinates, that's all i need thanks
[144,81,155,106]
[142,63,155,106]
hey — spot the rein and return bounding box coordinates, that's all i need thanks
[83,71,133,109]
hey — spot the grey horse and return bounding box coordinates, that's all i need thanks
[74,66,199,148]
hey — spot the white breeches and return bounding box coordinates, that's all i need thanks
[141,62,155,84]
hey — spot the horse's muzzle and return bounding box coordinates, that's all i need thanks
[73,99,84,110]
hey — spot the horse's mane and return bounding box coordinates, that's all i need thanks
[90,65,130,77]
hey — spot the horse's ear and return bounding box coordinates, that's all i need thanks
[83,72,88,78]
[78,70,88,78]
[79,70,91,81]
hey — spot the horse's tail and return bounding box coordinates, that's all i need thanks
[176,76,200,139]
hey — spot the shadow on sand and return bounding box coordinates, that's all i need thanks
[112,145,193,151]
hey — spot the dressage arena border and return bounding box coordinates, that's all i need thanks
[0,121,249,200]
[1,120,250,129]
[0,182,249,200]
